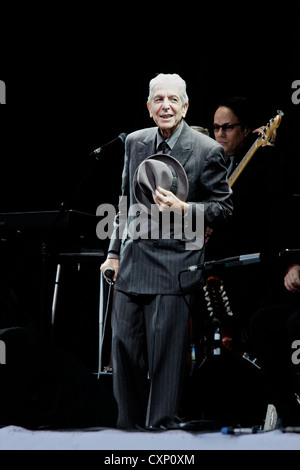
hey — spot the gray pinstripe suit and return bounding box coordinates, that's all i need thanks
[108,120,233,428]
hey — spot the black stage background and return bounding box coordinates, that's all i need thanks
[0,28,299,428]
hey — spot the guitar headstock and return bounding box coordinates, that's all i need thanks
[203,276,262,367]
[256,110,284,148]
[203,276,234,352]
[203,275,233,318]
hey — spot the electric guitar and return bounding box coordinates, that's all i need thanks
[228,110,284,187]
[203,275,261,369]
[204,111,284,245]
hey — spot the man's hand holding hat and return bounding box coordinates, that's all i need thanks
[153,186,189,214]
[133,153,189,215]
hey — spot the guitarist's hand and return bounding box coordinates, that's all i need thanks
[284,265,300,293]
[205,226,214,245]
[253,126,277,146]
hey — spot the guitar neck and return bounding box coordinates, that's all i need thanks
[227,111,283,188]
[228,140,259,188]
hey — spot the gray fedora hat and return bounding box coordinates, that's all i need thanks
[133,154,189,213]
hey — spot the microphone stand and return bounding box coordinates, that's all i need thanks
[40,150,104,337]
[60,147,104,213]
[178,253,262,291]
[60,132,126,212]
[44,135,126,339]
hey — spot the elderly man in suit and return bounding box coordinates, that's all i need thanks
[100,73,233,429]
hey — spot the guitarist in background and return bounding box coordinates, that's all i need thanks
[186,96,286,425]
[184,98,283,425]
[205,96,283,328]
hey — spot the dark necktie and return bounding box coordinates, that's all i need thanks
[158,140,170,154]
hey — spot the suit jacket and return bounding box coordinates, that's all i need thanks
[108,120,233,295]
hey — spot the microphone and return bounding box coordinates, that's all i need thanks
[187,253,261,272]
[90,133,127,156]
[221,425,263,435]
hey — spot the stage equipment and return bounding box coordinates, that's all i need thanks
[90,132,127,156]
[181,252,261,274]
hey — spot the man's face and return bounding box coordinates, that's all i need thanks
[147,85,188,139]
[213,106,249,156]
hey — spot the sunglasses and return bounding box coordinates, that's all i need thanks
[213,123,242,132]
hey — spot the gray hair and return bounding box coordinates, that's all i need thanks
[148,73,189,106]
[190,125,210,136]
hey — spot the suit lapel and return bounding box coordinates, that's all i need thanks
[136,130,157,164]
[134,123,193,168]
[170,121,193,168]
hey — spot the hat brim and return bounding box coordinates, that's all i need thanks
[133,153,189,214]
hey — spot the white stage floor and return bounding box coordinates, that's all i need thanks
[0,425,299,451]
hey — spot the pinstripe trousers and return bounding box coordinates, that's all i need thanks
[111,290,192,429]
